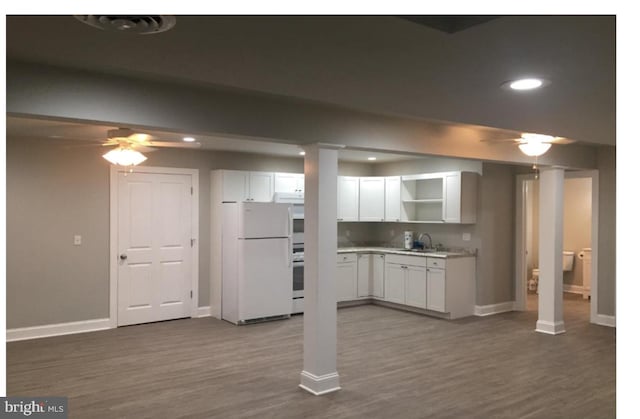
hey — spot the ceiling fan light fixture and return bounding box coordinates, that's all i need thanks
[103,147,147,166]
[518,140,552,157]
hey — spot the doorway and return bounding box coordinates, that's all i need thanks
[109,166,199,327]
[515,170,599,324]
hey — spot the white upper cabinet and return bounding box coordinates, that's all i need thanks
[248,172,275,202]
[337,176,360,221]
[401,171,478,224]
[384,176,401,222]
[221,170,274,202]
[359,177,385,222]
[274,172,304,194]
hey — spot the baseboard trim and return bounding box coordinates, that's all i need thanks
[474,301,515,316]
[7,318,112,342]
[299,370,341,396]
[594,314,616,328]
[535,320,566,335]
[196,306,211,318]
[563,284,585,294]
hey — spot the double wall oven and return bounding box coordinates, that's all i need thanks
[292,233,304,314]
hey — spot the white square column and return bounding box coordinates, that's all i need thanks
[536,167,566,335]
[299,143,342,395]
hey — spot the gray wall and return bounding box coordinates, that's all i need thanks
[597,146,616,316]
[7,136,373,328]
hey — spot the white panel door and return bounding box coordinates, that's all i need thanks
[384,176,401,222]
[359,177,385,222]
[427,268,446,312]
[443,173,461,223]
[222,170,248,202]
[405,266,427,309]
[249,172,274,202]
[337,176,360,221]
[118,172,192,326]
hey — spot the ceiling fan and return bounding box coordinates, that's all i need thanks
[95,127,201,167]
[480,132,575,156]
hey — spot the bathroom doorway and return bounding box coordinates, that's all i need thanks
[514,170,599,324]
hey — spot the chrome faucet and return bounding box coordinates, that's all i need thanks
[418,233,433,250]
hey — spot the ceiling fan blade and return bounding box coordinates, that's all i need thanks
[549,137,575,145]
[479,138,520,143]
[147,141,201,149]
[130,144,157,153]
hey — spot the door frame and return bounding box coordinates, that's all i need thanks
[109,166,199,328]
[514,170,599,325]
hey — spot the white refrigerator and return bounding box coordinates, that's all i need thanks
[222,202,293,324]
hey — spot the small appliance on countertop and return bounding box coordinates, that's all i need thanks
[404,231,414,250]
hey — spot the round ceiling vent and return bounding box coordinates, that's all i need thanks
[74,15,176,35]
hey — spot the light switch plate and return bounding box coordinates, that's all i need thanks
[74,235,82,245]
[462,233,471,241]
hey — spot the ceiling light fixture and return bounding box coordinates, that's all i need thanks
[367,157,377,161]
[517,133,554,157]
[505,77,549,91]
[299,151,306,156]
[103,146,147,167]
[183,137,196,142]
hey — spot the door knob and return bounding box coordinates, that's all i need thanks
[120,254,128,260]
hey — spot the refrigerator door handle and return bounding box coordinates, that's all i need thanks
[288,237,292,267]
[288,206,292,237]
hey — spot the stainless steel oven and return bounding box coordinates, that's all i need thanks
[292,235,304,314]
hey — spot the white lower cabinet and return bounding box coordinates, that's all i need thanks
[426,266,446,312]
[357,253,385,298]
[337,253,358,302]
[384,255,427,309]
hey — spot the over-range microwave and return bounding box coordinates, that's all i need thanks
[274,192,304,219]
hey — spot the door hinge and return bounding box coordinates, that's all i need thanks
[190,290,193,299]
[191,238,195,247]
[190,187,193,195]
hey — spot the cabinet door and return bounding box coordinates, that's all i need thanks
[249,172,274,202]
[384,176,401,222]
[359,177,385,222]
[384,263,405,304]
[275,173,304,193]
[426,268,446,312]
[357,254,371,297]
[372,254,385,298]
[337,176,360,221]
[443,172,461,223]
[222,170,248,202]
[405,266,427,309]
[337,262,358,302]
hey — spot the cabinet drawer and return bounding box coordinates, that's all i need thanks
[385,254,427,268]
[337,253,357,264]
[427,258,446,269]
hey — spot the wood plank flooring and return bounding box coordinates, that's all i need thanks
[7,296,615,418]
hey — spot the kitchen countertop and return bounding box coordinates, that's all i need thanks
[337,247,475,259]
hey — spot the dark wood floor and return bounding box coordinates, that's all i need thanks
[7,297,615,418]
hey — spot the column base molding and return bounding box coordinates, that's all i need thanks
[299,370,341,396]
[535,320,566,335]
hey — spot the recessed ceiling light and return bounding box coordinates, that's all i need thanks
[505,78,549,91]
[367,157,377,161]
[183,137,196,142]
[299,151,306,156]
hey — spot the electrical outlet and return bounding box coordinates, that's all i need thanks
[74,235,82,245]
[462,233,471,242]
[346,230,351,237]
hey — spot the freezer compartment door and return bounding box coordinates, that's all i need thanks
[238,202,292,238]
[238,238,293,320]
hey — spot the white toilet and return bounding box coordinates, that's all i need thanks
[530,251,575,292]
